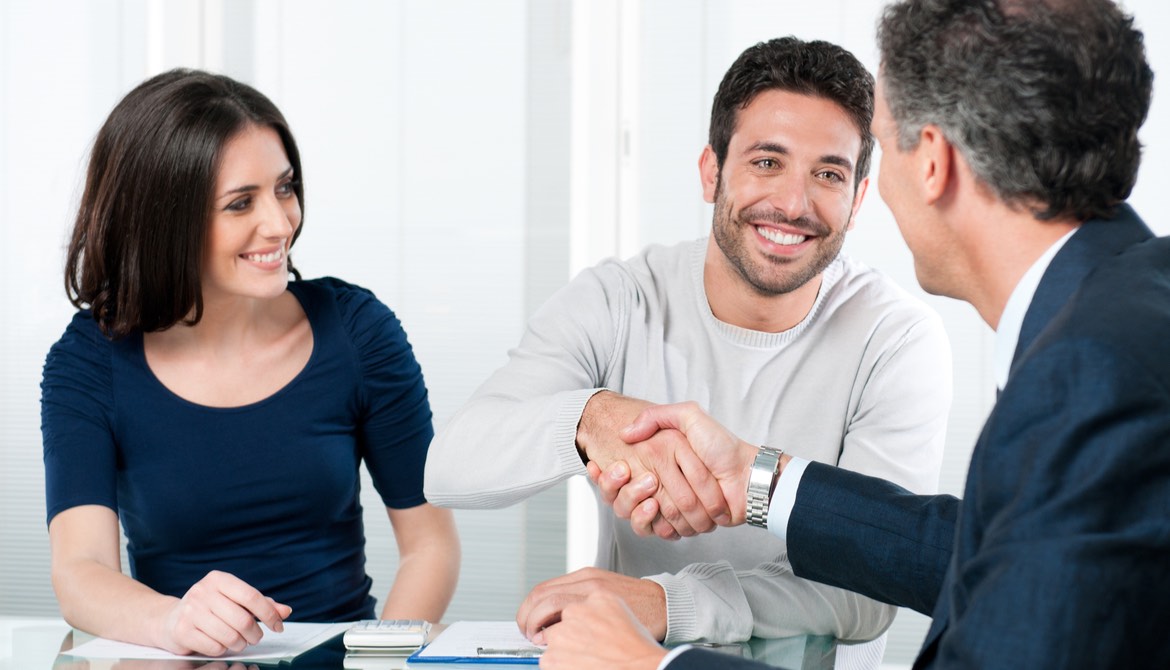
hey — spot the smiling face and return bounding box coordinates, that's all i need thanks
[202,124,302,305]
[704,88,866,297]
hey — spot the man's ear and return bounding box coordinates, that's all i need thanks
[918,125,953,205]
[847,176,870,231]
[699,145,719,204]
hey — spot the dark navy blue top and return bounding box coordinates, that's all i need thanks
[41,277,433,622]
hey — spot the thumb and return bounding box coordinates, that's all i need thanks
[620,408,669,443]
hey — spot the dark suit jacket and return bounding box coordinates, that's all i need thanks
[671,205,1170,670]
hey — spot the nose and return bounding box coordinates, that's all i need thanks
[256,193,296,240]
[766,175,813,222]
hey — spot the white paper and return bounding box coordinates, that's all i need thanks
[414,621,544,659]
[64,621,351,662]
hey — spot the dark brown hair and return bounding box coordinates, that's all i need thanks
[65,68,305,337]
[709,36,875,189]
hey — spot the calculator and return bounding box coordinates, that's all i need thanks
[343,619,432,651]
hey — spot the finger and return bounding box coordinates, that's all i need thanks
[600,463,640,510]
[619,402,696,444]
[267,598,293,628]
[628,498,660,537]
[619,409,671,444]
[523,594,575,641]
[630,430,715,535]
[204,599,264,649]
[195,608,253,653]
[213,576,286,635]
[650,514,681,541]
[517,574,570,639]
[650,485,698,537]
[672,443,732,526]
[651,458,715,535]
[516,588,538,638]
[585,461,602,484]
[611,472,658,519]
[181,624,231,657]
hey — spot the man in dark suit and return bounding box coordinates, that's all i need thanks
[538,0,1170,668]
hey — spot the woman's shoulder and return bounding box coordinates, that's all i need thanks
[291,276,403,343]
[290,276,385,311]
[42,311,117,393]
[48,311,114,359]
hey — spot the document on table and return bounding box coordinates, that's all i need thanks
[64,621,351,662]
[409,621,544,663]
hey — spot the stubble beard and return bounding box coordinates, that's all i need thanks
[711,184,848,297]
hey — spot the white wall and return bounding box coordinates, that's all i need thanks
[1,0,1168,666]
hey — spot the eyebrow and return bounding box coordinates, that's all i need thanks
[217,166,295,201]
[747,141,854,174]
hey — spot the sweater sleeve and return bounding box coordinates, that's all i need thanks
[424,263,632,509]
[648,311,953,644]
[41,313,119,524]
[649,558,898,644]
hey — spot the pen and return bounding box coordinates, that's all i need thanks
[476,646,545,658]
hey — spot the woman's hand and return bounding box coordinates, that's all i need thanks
[156,571,291,657]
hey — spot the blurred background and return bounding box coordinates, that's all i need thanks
[1,1,1166,666]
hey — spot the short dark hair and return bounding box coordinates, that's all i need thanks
[708,37,875,189]
[878,0,1153,221]
[65,68,305,338]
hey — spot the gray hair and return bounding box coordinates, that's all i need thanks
[877,0,1152,220]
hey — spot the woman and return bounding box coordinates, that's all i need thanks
[41,69,460,657]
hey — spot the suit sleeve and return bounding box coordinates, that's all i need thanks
[787,464,959,615]
[931,339,1170,668]
[650,312,953,643]
[423,264,630,508]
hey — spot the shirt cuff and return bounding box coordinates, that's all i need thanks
[766,456,810,543]
[658,645,694,670]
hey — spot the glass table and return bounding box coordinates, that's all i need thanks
[1,617,841,670]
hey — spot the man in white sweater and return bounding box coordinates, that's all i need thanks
[424,36,951,646]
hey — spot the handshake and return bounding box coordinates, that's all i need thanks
[578,391,791,539]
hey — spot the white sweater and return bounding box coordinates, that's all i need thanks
[425,239,951,644]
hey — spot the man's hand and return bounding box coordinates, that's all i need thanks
[516,568,667,644]
[539,592,667,670]
[578,392,729,537]
[155,570,291,656]
[599,402,762,537]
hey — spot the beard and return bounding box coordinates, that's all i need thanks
[711,184,848,297]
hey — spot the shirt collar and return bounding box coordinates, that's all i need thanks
[993,227,1078,390]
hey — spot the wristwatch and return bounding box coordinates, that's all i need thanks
[745,446,784,528]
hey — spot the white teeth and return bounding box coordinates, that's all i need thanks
[243,248,284,263]
[757,227,807,245]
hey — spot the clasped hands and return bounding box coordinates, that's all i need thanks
[517,397,755,647]
[521,395,765,665]
[577,392,762,540]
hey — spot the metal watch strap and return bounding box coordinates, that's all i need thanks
[745,446,784,528]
